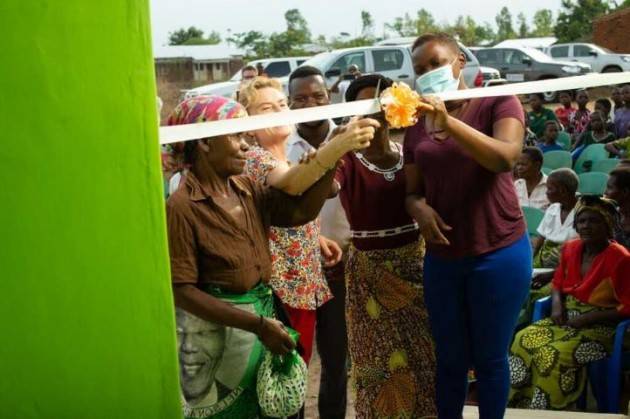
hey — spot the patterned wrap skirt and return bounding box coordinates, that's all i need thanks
[345,239,437,418]
[509,296,616,410]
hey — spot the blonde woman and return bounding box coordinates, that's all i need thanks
[239,77,379,364]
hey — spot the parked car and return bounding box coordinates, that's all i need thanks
[299,42,483,102]
[183,56,311,99]
[480,66,507,87]
[544,43,630,73]
[473,46,592,101]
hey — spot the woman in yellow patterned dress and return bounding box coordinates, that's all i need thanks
[337,75,436,418]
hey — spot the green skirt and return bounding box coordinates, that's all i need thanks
[177,283,274,419]
[509,296,615,410]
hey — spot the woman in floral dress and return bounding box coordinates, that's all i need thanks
[238,76,379,364]
[337,74,436,418]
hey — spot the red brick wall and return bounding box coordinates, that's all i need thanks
[593,8,630,53]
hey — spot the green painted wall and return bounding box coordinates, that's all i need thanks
[0,2,182,418]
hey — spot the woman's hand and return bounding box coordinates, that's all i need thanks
[413,201,452,245]
[421,96,450,137]
[319,235,343,267]
[566,315,588,329]
[532,272,554,290]
[551,298,567,326]
[329,117,380,152]
[258,318,295,355]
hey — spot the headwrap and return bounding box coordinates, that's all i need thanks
[574,195,618,237]
[167,95,247,126]
[165,95,248,164]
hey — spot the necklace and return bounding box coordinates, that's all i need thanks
[354,143,403,182]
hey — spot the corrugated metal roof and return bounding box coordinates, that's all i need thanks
[153,45,245,61]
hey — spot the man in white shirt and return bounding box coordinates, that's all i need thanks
[287,65,351,419]
[514,146,550,210]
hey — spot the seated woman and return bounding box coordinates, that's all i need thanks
[567,90,591,142]
[165,95,348,418]
[531,169,579,270]
[517,169,579,326]
[338,75,437,418]
[514,147,549,210]
[238,76,379,365]
[509,195,630,410]
[536,121,563,154]
[571,111,616,161]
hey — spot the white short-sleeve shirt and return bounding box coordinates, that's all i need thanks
[514,174,549,210]
[537,202,578,243]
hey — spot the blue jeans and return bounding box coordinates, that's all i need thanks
[424,234,532,419]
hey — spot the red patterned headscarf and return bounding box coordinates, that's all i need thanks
[167,95,248,126]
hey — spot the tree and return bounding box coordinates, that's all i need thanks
[361,10,375,38]
[385,13,417,37]
[531,9,555,36]
[168,27,221,45]
[168,26,204,45]
[495,7,516,42]
[284,8,311,44]
[517,13,530,38]
[415,9,440,35]
[475,22,496,44]
[227,31,270,57]
[555,0,612,42]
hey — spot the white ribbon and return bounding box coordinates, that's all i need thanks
[159,72,630,145]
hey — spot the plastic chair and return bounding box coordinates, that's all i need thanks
[533,297,630,413]
[592,158,620,174]
[542,150,572,170]
[557,131,572,151]
[578,172,609,195]
[541,167,553,176]
[521,206,545,237]
[574,144,609,173]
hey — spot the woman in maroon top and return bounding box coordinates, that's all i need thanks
[337,75,436,418]
[404,33,532,419]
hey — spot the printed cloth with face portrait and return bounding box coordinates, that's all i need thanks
[176,283,273,419]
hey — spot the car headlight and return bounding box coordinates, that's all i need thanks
[562,66,581,74]
[622,56,630,63]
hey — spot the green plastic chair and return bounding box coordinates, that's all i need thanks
[592,158,620,174]
[522,206,545,237]
[578,172,609,195]
[575,144,609,174]
[543,150,572,170]
[557,131,572,151]
[541,167,553,176]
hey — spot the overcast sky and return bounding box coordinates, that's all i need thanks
[149,0,563,48]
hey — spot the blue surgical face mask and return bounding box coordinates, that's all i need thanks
[415,58,460,95]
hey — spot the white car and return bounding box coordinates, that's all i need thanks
[545,43,630,73]
[183,56,311,99]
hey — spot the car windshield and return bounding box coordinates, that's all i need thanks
[591,44,613,54]
[301,52,334,70]
[230,61,267,82]
[522,48,554,62]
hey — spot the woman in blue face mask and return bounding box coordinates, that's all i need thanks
[403,33,531,419]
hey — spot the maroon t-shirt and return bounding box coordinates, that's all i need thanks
[403,95,526,259]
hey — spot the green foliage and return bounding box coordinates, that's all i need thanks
[554,0,612,42]
[532,9,555,36]
[495,7,516,41]
[517,13,529,38]
[168,26,221,45]
[361,10,375,38]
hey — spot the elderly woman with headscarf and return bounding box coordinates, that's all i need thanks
[509,195,630,410]
[164,95,360,418]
